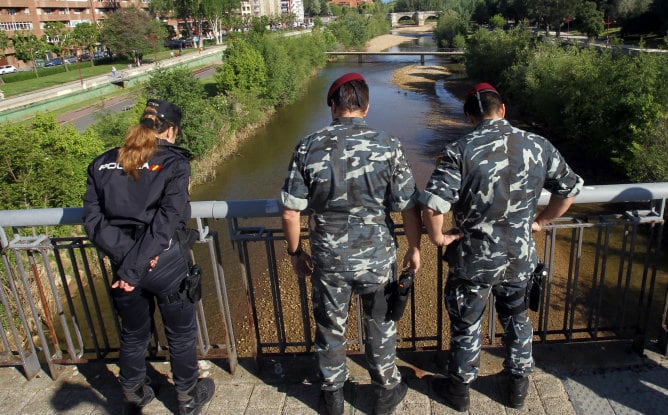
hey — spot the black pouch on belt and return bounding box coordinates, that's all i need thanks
[386,268,415,322]
[184,263,202,302]
[175,228,203,303]
[528,263,547,312]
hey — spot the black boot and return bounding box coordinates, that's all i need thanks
[323,388,344,415]
[431,377,470,412]
[121,377,156,415]
[509,375,529,408]
[373,382,408,415]
[178,378,215,415]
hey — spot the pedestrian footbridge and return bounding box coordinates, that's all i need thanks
[0,183,667,382]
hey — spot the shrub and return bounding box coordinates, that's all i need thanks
[0,114,104,209]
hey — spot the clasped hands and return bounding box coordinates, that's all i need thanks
[111,255,160,292]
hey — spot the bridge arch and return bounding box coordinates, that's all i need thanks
[388,11,439,26]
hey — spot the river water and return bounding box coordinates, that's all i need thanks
[188,34,474,345]
[191,34,466,202]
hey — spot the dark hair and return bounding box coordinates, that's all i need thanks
[117,106,175,180]
[329,80,369,112]
[463,90,503,119]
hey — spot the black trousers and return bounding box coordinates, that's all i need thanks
[112,241,199,392]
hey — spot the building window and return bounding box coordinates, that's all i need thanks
[0,22,34,31]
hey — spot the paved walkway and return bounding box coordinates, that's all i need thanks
[0,341,666,414]
[0,45,226,120]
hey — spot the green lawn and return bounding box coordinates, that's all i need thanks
[0,47,202,98]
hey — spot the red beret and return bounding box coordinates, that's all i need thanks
[327,72,366,106]
[466,82,499,98]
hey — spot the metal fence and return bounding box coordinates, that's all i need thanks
[1,183,667,381]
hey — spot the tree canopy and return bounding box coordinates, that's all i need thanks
[99,6,160,59]
[11,31,49,76]
[71,22,100,66]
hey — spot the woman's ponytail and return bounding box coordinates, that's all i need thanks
[117,100,179,180]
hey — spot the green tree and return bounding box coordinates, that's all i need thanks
[71,22,100,67]
[43,21,71,72]
[202,0,240,44]
[99,6,154,60]
[434,9,467,48]
[490,13,507,29]
[305,0,322,16]
[0,114,104,210]
[0,30,9,62]
[576,1,604,38]
[528,0,580,35]
[11,31,49,77]
[145,19,169,63]
[145,67,223,156]
[465,25,534,86]
[215,37,267,95]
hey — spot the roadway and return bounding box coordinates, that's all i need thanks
[58,66,217,132]
[0,44,225,127]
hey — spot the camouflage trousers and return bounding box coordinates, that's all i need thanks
[445,274,534,384]
[311,267,401,391]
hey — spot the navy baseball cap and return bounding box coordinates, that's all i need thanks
[145,99,182,130]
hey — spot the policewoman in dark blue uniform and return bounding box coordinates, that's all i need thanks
[83,99,214,415]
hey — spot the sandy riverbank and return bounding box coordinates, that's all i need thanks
[365,24,437,52]
[366,24,470,102]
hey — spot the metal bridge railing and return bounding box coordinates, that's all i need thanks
[1,183,667,381]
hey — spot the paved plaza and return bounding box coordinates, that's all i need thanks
[0,341,666,414]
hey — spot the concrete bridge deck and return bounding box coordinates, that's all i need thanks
[1,341,665,414]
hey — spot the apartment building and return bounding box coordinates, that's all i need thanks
[239,0,303,24]
[0,1,150,36]
[0,0,150,65]
[0,0,304,66]
[329,0,372,8]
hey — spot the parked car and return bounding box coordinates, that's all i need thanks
[44,58,63,67]
[0,65,17,74]
[65,56,78,64]
[165,38,193,49]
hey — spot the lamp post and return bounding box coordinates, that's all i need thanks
[604,17,614,35]
[603,17,615,46]
[66,44,84,87]
[564,17,574,33]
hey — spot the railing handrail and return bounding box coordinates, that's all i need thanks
[325,51,465,55]
[0,183,666,229]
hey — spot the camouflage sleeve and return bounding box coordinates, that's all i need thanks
[543,141,584,198]
[419,142,461,214]
[280,143,309,211]
[388,139,419,212]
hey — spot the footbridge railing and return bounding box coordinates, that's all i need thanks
[326,51,464,64]
[1,183,667,381]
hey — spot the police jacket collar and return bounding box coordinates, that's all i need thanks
[157,139,193,161]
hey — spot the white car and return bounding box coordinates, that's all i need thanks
[0,65,17,74]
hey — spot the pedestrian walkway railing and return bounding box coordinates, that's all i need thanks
[0,183,667,381]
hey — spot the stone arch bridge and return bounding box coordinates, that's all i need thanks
[388,11,439,26]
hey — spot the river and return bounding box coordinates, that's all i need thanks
[188,34,472,347]
[191,33,465,202]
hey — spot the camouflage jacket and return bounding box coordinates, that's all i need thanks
[281,117,419,272]
[419,118,583,280]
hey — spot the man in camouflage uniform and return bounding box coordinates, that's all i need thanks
[420,83,583,411]
[280,73,426,415]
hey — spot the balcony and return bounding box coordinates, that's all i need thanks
[0,183,666,381]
